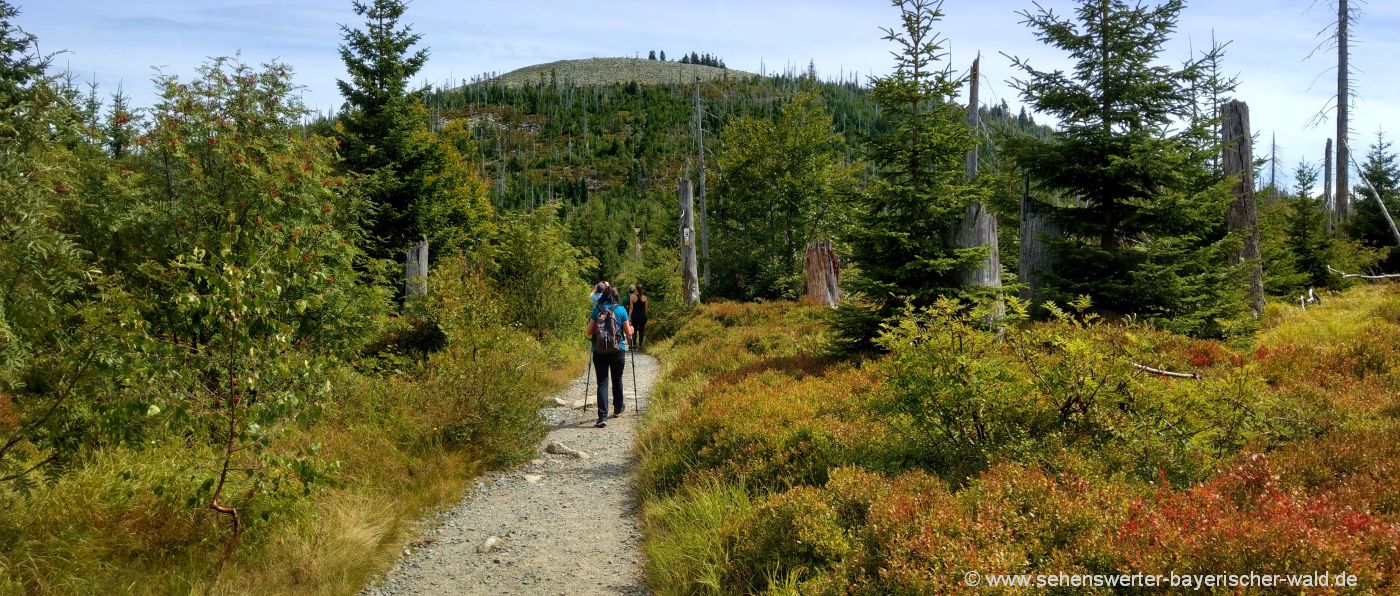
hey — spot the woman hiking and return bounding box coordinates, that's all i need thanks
[628,283,649,352]
[587,285,633,428]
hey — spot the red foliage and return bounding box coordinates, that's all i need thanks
[1115,453,1400,588]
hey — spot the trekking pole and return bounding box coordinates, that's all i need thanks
[579,347,593,411]
[631,342,637,414]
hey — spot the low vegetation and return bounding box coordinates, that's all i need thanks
[637,287,1400,594]
[0,255,584,593]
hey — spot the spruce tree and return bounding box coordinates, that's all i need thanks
[337,0,491,262]
[1006,0,1241,336]
[1286,161,1334,288]
[1345,134,1400,269]
[839,0,982,348]
[0,0,41,108]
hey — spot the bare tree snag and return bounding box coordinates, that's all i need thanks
[1324,138,1334,231]
[803,240,841,307]
[1336,0,1350,223]
[405,236,429,296]
[679,178,699,306]
[954,55,1002,315]
[1019,179,1059,306]
[1221,100,1264,317]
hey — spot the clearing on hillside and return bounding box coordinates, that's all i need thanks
[483,57,758,88]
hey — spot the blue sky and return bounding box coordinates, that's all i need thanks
[16,0,1399,189]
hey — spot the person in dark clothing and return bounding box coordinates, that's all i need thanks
[587,285,632,427]
[628,283,649,351]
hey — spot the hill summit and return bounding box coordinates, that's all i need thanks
[485,57,759,88]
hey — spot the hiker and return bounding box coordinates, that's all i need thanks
[590,281,609,307]
[628,283,649,351]
[587,285,633,428]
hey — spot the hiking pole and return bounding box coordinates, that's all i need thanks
[631,343,637,415]
[579,347,593,411]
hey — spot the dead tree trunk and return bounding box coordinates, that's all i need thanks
[954,56,1002,315]
[1336,0,1350,223]
[694,77,710,288]
[1221,100,1264,317]
[679,179,700,306]
[405,236,429,297]
[1019,183,1059,306]
[1324,138,1334,231]
[803,240,841,307]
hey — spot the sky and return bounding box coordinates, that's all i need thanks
[15,0,1399,189]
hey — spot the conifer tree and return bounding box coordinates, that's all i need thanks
[337,0,491,262]
[1006,0,1242,336]
[1286,160,1335,287]
[1345,134,1400,268]
[839,0,982,347]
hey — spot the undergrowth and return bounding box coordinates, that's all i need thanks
[638,286,1400,594]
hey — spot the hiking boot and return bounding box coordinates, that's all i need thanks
[594,420,607,428]
[611,405,624,417]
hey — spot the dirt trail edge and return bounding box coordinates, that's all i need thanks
[363,352,658,596]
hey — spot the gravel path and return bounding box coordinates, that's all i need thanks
[363,351,658,596]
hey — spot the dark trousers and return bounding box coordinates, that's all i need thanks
[593,350,625,420]
[633,318,647,350]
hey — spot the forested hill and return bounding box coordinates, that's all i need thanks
[483,57,756,88]
[423,63,1052,285]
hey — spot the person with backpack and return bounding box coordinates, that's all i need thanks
[628,283,649,351]
[587,285,633,428]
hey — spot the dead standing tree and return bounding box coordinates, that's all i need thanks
[405,236,429,297]
[1221,100,1264,317]
[679,178,700,306]
[952,56,1003,315]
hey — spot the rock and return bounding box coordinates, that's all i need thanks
[545,441,590,459]
[478,535,502,553]
[525,474,544,484]
[552,396,571,407]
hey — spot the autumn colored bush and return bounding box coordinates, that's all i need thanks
[1115,453,1400,590]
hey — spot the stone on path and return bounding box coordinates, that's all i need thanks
[478,535,502,554]
[545,441,590,459]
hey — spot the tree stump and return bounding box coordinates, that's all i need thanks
[803,240,841,307]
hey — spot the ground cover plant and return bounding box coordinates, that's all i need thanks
[637,286,1400,594]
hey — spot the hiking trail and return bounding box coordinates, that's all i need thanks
[363,352,658,596]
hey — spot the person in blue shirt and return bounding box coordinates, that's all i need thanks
[587,285,633,428]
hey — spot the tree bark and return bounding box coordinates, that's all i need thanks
[1221,100,1264,317]
[803,240,841,307]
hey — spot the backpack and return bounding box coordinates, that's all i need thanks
[593,303,621,354]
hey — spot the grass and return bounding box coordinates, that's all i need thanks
[0,339,586,595]
[484,58,758,88]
